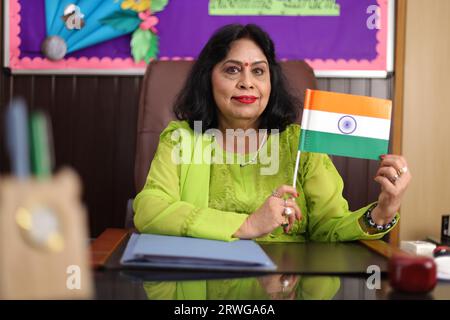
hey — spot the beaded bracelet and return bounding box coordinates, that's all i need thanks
[364,204,397,232]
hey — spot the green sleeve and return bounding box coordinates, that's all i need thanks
[133,125,247,242]
[301,152,399,242]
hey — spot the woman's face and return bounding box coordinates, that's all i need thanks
[211,38,271,129]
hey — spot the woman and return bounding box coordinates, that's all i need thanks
[133,24,411,242]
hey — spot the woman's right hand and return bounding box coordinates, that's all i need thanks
[233,185,302,239]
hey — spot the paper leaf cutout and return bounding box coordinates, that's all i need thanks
[151,0,169,13]
[131,29,153,62]
[145,35,159,63]
[100,10,141,34]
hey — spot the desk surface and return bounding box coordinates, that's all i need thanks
[91,229,450,300]
[94,270,450,300]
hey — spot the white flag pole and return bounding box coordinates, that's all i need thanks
[292,150,301,189]
[294,89,309,189]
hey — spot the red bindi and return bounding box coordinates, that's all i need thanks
[244,62,249,67]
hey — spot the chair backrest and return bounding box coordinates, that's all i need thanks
[134,60,317,191]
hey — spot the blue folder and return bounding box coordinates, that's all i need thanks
[120,233,277,271]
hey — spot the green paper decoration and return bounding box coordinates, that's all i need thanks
[131,29,159,63]
[151,0,169,13]
[145,35,159,63]
[100,1,169,63]
[99,10,141,34]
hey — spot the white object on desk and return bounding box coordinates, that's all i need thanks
[436,256,450,281]
[400,241,436,257]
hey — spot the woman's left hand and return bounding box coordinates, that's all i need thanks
[372,154,412,225]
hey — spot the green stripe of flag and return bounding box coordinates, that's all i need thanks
[300,130,389,160]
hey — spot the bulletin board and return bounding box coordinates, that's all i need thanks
[3,0,395,78]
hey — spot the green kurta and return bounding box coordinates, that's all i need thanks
[133,120,398,242]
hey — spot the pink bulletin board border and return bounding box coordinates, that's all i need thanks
[304,0,390,72]
[6,0,148,73]
[4,0,394,77]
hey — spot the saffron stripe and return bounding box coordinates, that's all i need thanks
[304,89,392,120]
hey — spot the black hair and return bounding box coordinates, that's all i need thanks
[173,24,299,132]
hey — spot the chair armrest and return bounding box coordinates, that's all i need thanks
[124,198,135,229]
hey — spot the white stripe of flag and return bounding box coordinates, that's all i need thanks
[300,109,391,141]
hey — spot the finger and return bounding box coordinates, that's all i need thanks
[279,204,289,228]
[284,200,301,233]
[274,200,295,228]
[280,200,294,233]
[376,166,400,184]
[280,274,296,286]
[279,196,302,233]
[378,165,412,191]
[283,274,299,289]
[274,185,299,199]
[380,154,407,164]
[290,275,300,285]
[285,198,302,221]
[281,216,290,232]
[282,217,290,233]
[380,155,408,173]
[285,213,296,233]
[374,175,397,194]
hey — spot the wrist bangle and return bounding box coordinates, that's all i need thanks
[364,204,397,232]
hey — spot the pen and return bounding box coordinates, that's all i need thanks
[29,111,53,179]
[5,98,30,179]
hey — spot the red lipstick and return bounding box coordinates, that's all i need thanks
[232,95,258,104]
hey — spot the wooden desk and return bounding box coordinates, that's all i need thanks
[91,228,129,269]
[90,229,450,300]
[90,228,407,270]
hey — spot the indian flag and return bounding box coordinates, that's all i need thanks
[299,89,392,160]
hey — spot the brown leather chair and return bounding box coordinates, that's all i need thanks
[125,60,316,228]
[127,60,381,230]
[134,60,316,193]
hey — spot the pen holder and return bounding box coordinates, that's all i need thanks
[0,168,93,299]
